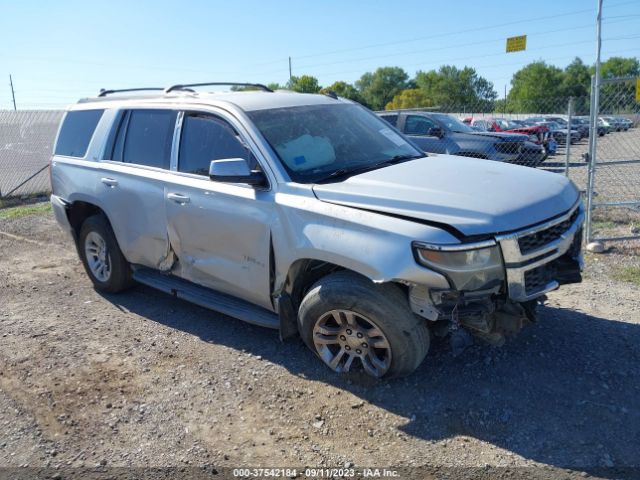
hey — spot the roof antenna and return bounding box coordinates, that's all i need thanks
[323,90,338,100]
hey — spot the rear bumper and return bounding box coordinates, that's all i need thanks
[50,195,74,240]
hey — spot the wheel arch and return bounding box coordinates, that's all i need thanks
[66,200,109,238]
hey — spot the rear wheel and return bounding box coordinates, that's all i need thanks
[298,271,430,378]
[78,215,132,293]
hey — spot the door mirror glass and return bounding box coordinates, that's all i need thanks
[209,158,267,187]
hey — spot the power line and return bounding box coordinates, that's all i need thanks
[276,35,640,79]
[277,0,639,63]
[277,16,639,73]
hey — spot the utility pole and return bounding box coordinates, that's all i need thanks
[288,57,292,84]
[9,74,17,110]
[503,84,507,115]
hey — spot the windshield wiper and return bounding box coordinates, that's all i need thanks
[314,154,424,183]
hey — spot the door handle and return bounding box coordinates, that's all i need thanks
[101,177,118,187]
[167,192,190,204]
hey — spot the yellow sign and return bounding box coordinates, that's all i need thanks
[636,78,640,102]
[506,35,527,53]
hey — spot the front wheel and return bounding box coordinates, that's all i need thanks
[298,271,430,378]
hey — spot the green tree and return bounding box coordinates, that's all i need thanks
[599,56,640,79]
[267,82,283,90]
[560,57,592,114]
[287,75,321,93]
[415,65,497,112]
[355,67,409,110]
[597,57,640,113]
[320,81,363,104]
[507,61,564,113]
[385,89,432,110]
[561,57,591,97]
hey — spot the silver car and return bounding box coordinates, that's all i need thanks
[50,83,584,378]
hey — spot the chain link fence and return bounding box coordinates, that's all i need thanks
[586,76,640,243]
[0,110,63,199]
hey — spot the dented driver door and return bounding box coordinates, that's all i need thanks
[164,111,275,310]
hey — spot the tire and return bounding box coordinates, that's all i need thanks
[298,271,430,378]
[78,214,133,293]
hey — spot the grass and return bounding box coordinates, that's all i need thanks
[0,202,52,220]
[612,265,640,287]
[591,220,617,231]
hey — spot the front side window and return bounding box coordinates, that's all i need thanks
[405,115,437,135]
[178,114,250,176]
[55,109,104,157]
[247,104,422,184]
[113,109,176,169]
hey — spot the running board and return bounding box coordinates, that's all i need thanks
[132,267,279,329]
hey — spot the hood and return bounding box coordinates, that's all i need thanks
[312,155,579,237]
[467,131,528,142]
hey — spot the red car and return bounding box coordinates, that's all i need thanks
[463,117,556,157]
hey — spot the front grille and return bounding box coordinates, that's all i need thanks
[495,142,522,154]
[518,208,581,255]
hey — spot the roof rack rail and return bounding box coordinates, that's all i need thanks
[164,82,273,94]
[98,87,164,98]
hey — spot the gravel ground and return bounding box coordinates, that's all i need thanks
[1,208,639,480]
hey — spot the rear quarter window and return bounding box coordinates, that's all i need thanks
[54,109,105,157]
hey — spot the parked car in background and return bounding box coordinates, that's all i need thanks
[572,117,607,137]
[597,117,613,134]
[616,117,634,129]
[465,117,556,158]
[50,84,585,378]
[380,111,545,166]
[543,117,589,139]
[603,116,629,132]
[524,119,581,144]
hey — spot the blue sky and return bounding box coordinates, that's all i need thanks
[1,0,639,109]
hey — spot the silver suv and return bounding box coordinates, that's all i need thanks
[50,82,584,378]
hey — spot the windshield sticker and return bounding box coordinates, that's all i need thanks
[379,128,407,147]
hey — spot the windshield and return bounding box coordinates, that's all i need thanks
[247,104,423,183]
[431,113,474,133]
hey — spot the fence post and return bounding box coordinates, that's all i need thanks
[586,75,600,243]
[564,97,573,177]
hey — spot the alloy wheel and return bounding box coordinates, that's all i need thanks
[312,309,392,377]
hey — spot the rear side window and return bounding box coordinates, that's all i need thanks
[112,109,176,169]
[178,114,250,176]
[54,109,104,157]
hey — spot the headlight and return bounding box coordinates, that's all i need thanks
[413,241,504,291]
[528,134,539,142]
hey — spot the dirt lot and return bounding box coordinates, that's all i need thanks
[1,205,639,480]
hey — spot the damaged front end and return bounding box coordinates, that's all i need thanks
[409,201,584,349]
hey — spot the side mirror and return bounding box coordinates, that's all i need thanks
[427,127,445,138]
[209,158,267,187]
